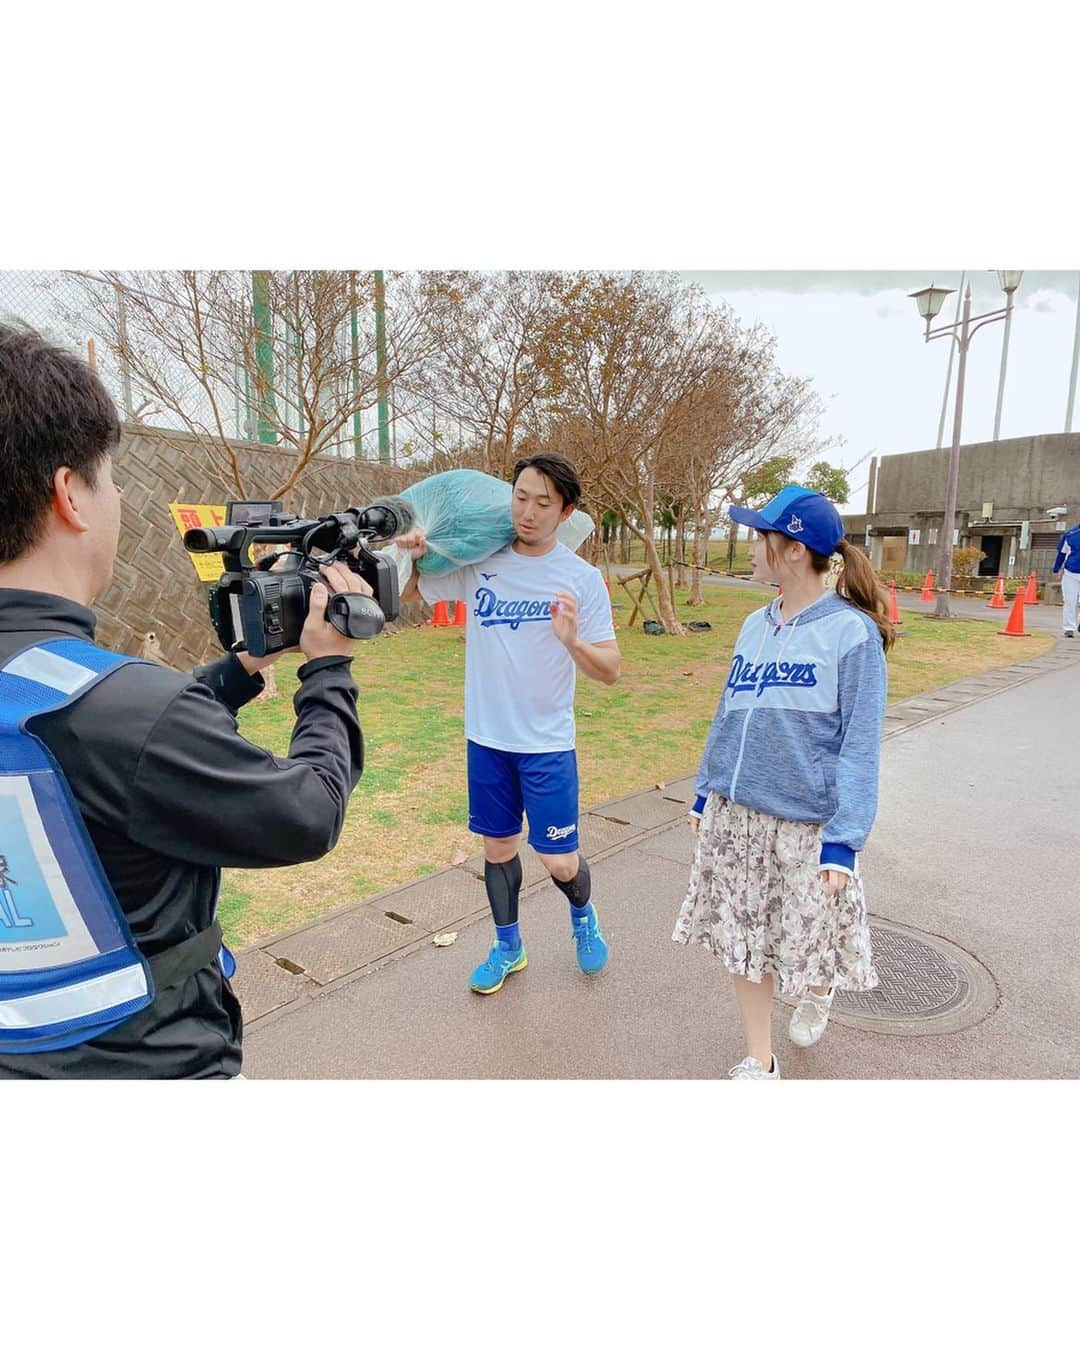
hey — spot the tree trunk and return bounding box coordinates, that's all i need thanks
[500,427,515,482]
[642,532,685,635]
[675,510,688,589]
[726,517,739,570]
[619,519,630,564]
[687,508,711,606]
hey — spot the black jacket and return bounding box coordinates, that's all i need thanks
[0,590,363,1079]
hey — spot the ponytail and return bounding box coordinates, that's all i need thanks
[767,527,895,654]
[833,539,895,653]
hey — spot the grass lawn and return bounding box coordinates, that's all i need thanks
[616,539,752,572]
[220,581,1052,947]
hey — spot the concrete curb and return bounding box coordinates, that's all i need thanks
[230,635,1080,1028]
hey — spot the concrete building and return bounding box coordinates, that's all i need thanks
[842,433,1079,601]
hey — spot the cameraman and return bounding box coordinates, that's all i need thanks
[0,324,369,1079]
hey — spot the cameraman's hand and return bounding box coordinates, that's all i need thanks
[300,561,374,662]
[235,648,284,677]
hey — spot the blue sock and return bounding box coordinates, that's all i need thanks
[570,901,594,921]
[495,921,521,950]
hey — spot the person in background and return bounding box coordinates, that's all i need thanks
[1051,519,1080,637]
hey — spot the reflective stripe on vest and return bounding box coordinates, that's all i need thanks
[0,638,155,1053]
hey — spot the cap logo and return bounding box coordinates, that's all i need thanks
[787,514,804,533]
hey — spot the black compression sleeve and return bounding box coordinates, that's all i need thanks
[484,856,523,926]
[551,856,591,907]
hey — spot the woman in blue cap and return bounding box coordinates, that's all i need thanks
[672,485,894,1079]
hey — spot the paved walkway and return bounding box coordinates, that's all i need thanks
[238,637,1080,1080]
[892,586,1068,633]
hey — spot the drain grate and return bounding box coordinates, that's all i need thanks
[273,956,305,976]
[786,921,999,1037]
[835,927,966,1019]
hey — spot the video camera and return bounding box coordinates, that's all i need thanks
[183,496,415,657]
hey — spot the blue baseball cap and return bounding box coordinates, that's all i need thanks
[729,484,844,557]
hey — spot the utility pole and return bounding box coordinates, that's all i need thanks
[252,270,276,444]
[936,273,965,448]
[1066,272,1080,433]
[375,269,391,465]
[937,287,972,618]
[295,273,305,442]
[908,272,1022,618]
[350,272,362,459]
[115,283,134,418]
[993,274,1017,440]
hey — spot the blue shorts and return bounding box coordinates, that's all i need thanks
[466,740,580,854]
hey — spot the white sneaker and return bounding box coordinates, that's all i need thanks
[788,988,834,1047]
[728,1055,781,1080]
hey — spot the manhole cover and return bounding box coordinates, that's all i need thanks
[781,920,998,1037]
[836,927,964,1018]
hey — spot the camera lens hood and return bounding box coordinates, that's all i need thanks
[326,592,385,640]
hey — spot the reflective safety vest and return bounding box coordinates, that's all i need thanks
[0,638,232,1054]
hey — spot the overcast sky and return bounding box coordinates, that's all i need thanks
[680,271,1080,512]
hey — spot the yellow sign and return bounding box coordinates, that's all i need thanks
[168,503,228,582]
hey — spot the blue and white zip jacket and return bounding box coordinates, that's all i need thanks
[1052,525,1080,574]
[690,591,887,877]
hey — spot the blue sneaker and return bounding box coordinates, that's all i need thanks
[470,939,527,994]
[571,908,608,975]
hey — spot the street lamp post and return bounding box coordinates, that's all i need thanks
[908,272,1023,618]
[992,269,1022,440]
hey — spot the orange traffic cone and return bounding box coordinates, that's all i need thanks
[999,588,1028,637]
[886,579,901,624]
[920,569,935,601]
[1025,571,1038,605]
[428,600,452,627]
[452,599,467,627]
[987,575,1006,609]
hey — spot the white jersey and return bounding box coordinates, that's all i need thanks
[417,543,615,753]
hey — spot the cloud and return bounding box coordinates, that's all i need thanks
[682,270,920,297]
[1025,288,1069,314]
[681,270,1080,304]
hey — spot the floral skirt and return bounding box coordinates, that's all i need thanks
[671,794,878,996]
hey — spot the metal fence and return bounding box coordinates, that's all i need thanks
[0,269,400,457]
[0,269,147,427]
